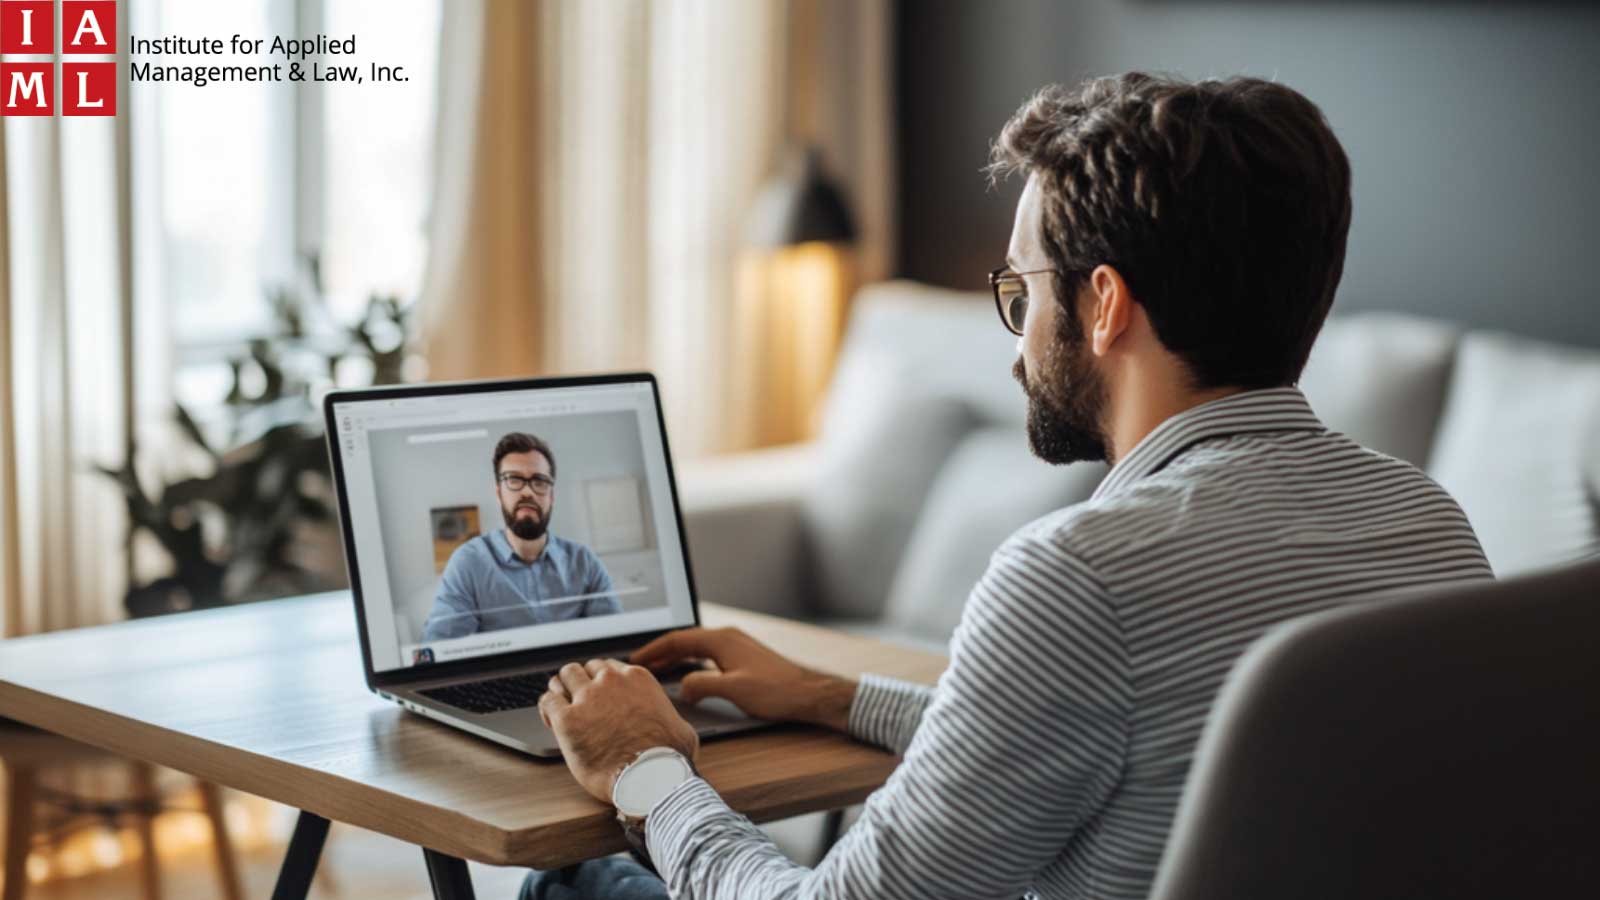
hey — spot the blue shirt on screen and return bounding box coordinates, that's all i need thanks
[421,530,619,640]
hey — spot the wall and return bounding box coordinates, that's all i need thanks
[897,0,1600,346]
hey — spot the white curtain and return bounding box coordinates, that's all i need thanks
[0,112,132,637]
[417,0,894,456]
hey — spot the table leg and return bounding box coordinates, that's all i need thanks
[130,762,162,900]
[818,807,846,860]
[423,848,476,900]
[197,781,244,900]
[3,764,36,900]
[270,811,330,900]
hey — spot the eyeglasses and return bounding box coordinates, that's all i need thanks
[989,266,1058,336]
[498,473,555,495]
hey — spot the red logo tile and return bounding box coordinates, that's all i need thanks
[62,0,113,55]
[62,59,112,114]
[1,61,53,115]
[1,1,54,54]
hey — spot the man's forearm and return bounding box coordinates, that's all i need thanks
[794,672,936,753]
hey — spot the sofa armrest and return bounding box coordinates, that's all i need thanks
[675,443,818,620]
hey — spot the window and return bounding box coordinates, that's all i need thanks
[154,0,287,346]
[320,0,440,322]
[137,0,441,415]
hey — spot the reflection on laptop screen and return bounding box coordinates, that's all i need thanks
[330,380,696,673]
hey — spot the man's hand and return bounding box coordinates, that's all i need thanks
[539,659,699,805]
[631,627,859,733]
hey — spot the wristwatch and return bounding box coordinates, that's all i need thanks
[612,746,697,871]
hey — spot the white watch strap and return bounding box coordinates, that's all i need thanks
[612,747,694,818]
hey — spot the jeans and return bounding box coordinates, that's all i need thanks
[519,856,670,900]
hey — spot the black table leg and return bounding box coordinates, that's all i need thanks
[424,847,477,900]
[818,807,847,860]
[271,811,331,900]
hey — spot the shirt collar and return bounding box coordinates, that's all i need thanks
[1091,387,1326,501]
[486,528,565,568]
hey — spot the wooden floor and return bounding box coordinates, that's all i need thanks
[9,796,835,899]
[18,817,533,900]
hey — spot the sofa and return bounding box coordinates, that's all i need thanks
[676,280,1600,649]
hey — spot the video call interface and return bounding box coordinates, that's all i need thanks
[331,381,698,673]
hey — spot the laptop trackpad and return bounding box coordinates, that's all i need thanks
[675,695,764,734]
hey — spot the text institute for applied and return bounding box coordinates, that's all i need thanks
[129,34,358,59]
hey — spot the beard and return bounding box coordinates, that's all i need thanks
[1012,304,1110,465]
[502,501,549,541]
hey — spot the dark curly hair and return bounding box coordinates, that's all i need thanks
[989,73,1352,390]
[493,432,556,481]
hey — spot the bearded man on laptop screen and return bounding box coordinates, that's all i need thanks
[423,432,619,641]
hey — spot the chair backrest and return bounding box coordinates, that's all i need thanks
[1149,560,1600,900]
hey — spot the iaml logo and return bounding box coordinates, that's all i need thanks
[0,1,116,116]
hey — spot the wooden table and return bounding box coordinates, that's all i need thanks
[0,593,945,899]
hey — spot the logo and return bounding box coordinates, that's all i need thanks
[0,0,116,116]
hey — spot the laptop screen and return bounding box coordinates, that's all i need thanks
[329,378,697,673]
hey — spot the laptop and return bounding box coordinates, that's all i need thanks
[323,372,767,757]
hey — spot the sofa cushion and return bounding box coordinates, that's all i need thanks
[677,444,818,619]
[1297,313,1460,467]
[882,427,1109,643]
[803,282,1026,619]
[1427,331,1600,575]
[803,390,974,619]
[816,281,1027,428]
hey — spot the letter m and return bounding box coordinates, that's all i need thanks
[1,64,53,115]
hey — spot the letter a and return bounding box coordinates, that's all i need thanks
[72,9,107,48]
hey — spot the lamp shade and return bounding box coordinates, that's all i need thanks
[746,146,858,248]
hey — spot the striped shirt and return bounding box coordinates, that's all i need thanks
[648,387,1492,900]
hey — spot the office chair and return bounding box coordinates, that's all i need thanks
[1149,558,1600,900]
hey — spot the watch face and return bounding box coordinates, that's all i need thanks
[614,750,693,817]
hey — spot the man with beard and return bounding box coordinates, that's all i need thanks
[520,74,1491,900]
[421,432,619,641]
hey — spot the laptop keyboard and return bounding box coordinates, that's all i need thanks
[419,670,557,714]
[418,661,704,715]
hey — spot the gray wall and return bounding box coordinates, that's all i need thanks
[897,0,1600,347]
